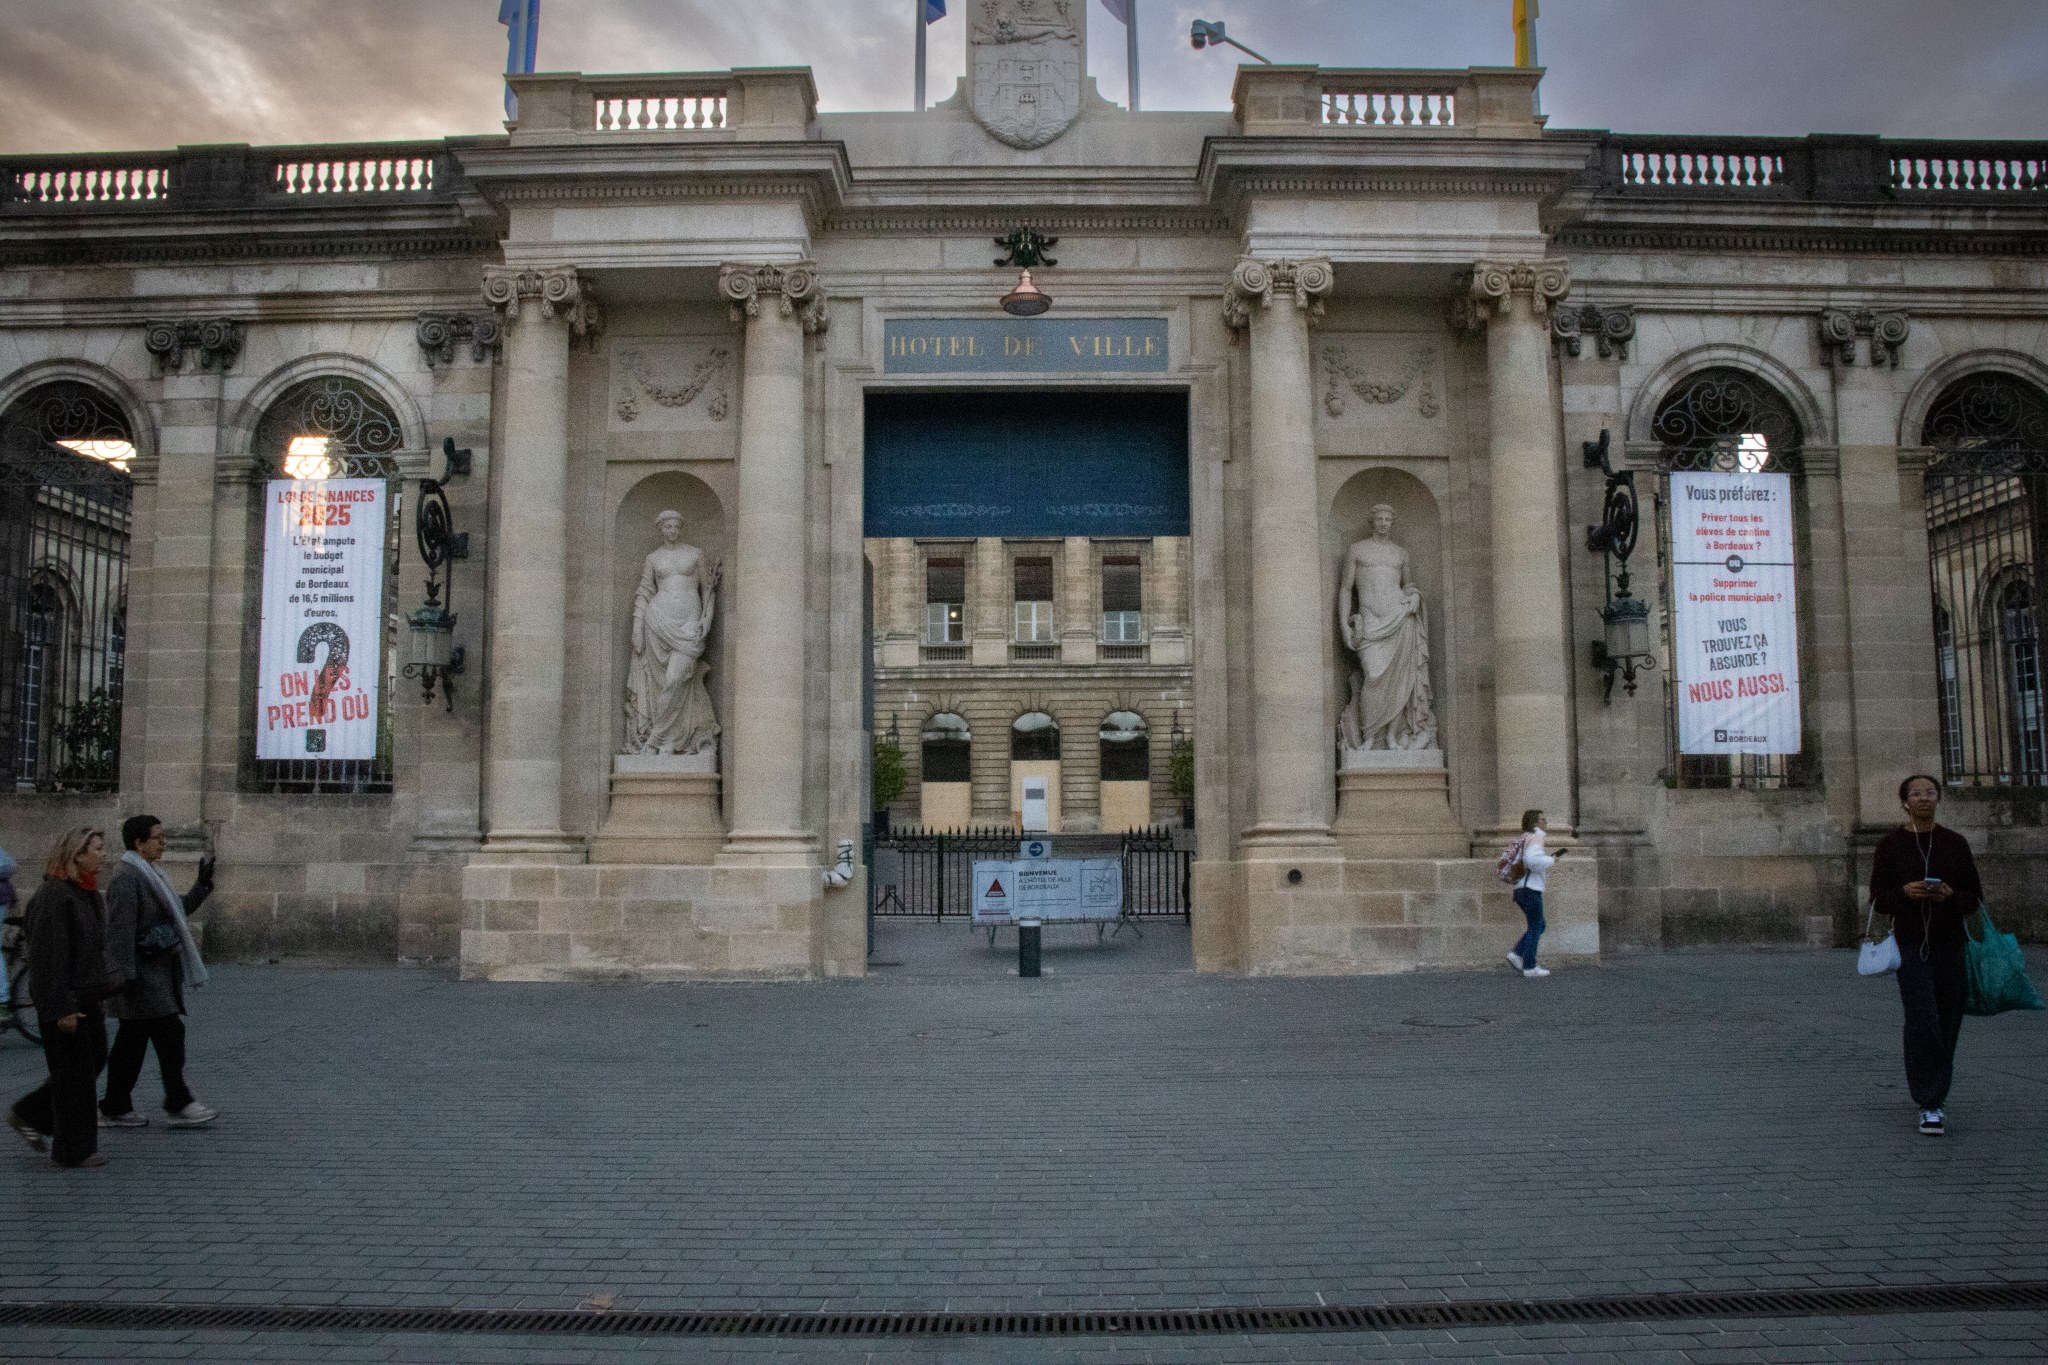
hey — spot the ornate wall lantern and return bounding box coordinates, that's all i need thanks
[996,227,1057,316]
[1584,429,1656,701]
[402,438,470,710]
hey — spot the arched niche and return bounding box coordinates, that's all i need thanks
[611,471,729,759]
[1325,467,1446,753]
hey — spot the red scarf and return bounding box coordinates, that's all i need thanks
[74,872,98,892]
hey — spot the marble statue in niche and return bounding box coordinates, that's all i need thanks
[623,510,721,757]
[1337,504,1440,758]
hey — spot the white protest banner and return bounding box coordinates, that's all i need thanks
[1669,470,1801,754]
[256,478,385,760]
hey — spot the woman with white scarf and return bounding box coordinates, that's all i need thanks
[99,814,217,1129]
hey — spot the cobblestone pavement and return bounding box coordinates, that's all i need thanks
[3,938,2046,1362]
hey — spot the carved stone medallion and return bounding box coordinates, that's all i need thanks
[969,0,1083,150]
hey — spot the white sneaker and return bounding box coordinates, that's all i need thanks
[1918,1109,1945,1136]
[98,1111,148,1129]
[1522,966,1551,978]
[164,1102,217,1128]
[1506,951,1524,971]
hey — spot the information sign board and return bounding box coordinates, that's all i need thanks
[1669,470,1802,754]
[256,478,385,760]
[972,858,1124,925]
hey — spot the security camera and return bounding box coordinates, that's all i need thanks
[1190,19,1225,51]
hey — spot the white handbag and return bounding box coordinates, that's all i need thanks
[1857,903,1900,976]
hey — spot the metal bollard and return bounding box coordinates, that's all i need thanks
[1017,918,1042,977]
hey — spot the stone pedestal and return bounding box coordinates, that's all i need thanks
[590,751,723,864]
[1334,751,1465,858]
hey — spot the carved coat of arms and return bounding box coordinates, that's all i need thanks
[970,0,1082,150]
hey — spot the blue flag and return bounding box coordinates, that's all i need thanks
[926,0,945,21]
[499,0,540,119]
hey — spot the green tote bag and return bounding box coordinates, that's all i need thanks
[1964,907,2046,1017]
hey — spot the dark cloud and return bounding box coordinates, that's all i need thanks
[2,0,2042,154]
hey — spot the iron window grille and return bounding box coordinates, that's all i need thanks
[239,376,404,795]
[1920,371,2048,788]
[0,381,133,793]
[1649,367,1819,790]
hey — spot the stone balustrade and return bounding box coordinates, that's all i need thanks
[1233,66,1544,139]
[505,69,818,142]
[2,142,460,211]
[1592,133,2048,200]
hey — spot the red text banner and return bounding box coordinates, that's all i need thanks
[1670,471,1802,755]
[256,478,385,760]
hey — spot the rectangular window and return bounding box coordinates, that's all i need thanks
[1101,555,1143,642]
[1014,601,1055,642]
[1012,555,1054,641]
[924,556,965,644]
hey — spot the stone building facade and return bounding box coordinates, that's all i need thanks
[2,25,2045,979]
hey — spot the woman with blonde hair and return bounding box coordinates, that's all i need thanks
[7,826,122,1168]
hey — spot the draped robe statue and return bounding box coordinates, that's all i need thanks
[1337,505,1440,754]
[623,511,720,757]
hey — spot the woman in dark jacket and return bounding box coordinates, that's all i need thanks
[1868,773,1983,1137]
[100,813,217,1128]
[7,827,120,1168]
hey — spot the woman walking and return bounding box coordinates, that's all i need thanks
[1869,774,1982,1136]
[7,828,121,1168]
[1506,809,1561,979]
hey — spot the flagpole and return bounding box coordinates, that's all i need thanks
[1125,0,1140,111]
[915,0,928,112]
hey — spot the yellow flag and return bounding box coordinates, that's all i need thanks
[1513,0,1539,66]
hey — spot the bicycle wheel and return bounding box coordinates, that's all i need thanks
[6,962,36,1045]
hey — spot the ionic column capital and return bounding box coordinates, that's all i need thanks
[719,261,827,333]
[1222,257,1335,332]
[481,265,601,336]
[1456,259,1571,330]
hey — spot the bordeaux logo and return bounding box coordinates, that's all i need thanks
[1715,729,1728,742]
[969,0,1083,150]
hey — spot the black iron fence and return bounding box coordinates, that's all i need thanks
[868,826,1192,922]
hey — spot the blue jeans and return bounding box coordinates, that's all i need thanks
[1512,887,1545,969]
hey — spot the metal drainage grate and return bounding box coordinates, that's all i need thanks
[3,1283,2046,1339]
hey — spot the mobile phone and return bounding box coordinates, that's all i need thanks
[1922,877,1943,888]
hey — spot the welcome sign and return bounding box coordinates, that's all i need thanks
[1669,470,1802,755]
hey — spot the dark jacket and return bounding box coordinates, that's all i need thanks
[24,875,121,1025]
[1869,824,1982,954]
[104,858,212,1021]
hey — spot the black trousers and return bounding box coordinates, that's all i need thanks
[12,1011,108,1165]
[1896,941,1968,1110]
[102,1014,193,1116]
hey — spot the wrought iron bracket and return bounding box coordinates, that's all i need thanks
[440,435,473,480]
[994,227,1059,269]
[405,473,467,710]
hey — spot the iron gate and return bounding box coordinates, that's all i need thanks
[0,382,132,793]
[868,825,1192,921]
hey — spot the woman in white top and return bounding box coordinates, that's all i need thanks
[1506,809,1561,978]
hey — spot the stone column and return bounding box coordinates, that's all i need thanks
[136,322,241,839]
[1224,257,1336,843]
[971,535,1007,665]
[1466,260,1574,832]
[477,266,595,857]
[719,262,824,860]
[1059,536,1097,664]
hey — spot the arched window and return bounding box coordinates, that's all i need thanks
[243,375,406,794]
[1098,710,1149,781]
[1920,372,2048,787]
[1998,578,2045,781]
[1011,711,1060,761]
[0,380,134,792]
[921,711,971,782]
[1652,369,1811,790]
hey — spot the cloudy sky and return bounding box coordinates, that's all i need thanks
[3,0,2045,153]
